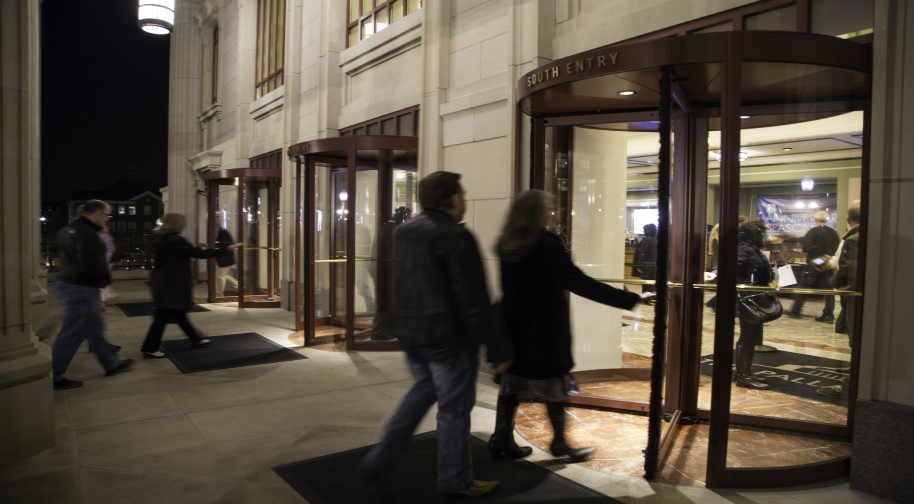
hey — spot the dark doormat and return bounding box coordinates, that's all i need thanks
[700,350,849,405]
[161,332,305,373]
[273,431,623,504]
[115,302,209,317]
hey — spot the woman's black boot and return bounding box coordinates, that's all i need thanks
[546,402,593,462]
[488,394,532,459]
[735,346,769,389]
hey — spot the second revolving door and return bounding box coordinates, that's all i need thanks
[291,136,418,351]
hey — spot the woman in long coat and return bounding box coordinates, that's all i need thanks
[734,220,773,389]
[140,214,241,358]
[488,190,647,462]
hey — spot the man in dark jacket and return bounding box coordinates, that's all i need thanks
[360,172,512,498]
[787,211,840,321]
[633,223,658,293]
[52,200,132,389]
[818,201,861,399]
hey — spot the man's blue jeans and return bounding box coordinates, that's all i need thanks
[52,281,120,380]
[361,341,479,493]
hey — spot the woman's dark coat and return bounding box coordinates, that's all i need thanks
[736,242,771,287]
[501,231,641,379]
[150,233,226,310]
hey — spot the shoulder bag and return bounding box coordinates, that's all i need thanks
[737,291,783,324]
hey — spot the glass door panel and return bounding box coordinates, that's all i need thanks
[304,161,349,345]
[240,177,281,306]
[541,120,665,410]
[570,126,645,372]
[211,181,239,301]
[331,170,350,327]
[353,169,378,341]
[314,163,334,325]
[718,62,865,474]
[371,168,417,342]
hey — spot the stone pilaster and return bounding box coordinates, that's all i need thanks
[848,1,914,502]
[417,0,448,176]
[0,0,55,468]
[168,0,204,239]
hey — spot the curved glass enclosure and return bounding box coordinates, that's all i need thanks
[516,32,869,488]
[205,169,282,307]
[289,136,418,351]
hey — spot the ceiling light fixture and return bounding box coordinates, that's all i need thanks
[138,0,175,35]
[617,90,637,96]
[710,151,749,162]
[801,176,815,191]
[740,115,750,119]
[783,147,793,152]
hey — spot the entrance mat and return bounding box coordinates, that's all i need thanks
[700,350,849,405]
[273,431,623,504]
[115,302,209,317]
[161,332,305,373]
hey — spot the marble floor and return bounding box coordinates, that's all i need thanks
[0,279,891,503]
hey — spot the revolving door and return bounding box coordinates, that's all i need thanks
[205,169,282,307]
[518,32,869,488]
[290,136,418,351]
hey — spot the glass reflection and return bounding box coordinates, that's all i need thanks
[214,183,238,299]
[354,170,378,338]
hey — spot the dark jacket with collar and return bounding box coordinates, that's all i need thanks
[56,216,111,288]
[501,231,640,379]
[150,233,227,310]
[390,209,510,362]
[737,241,772,286]
[836,225,860,290]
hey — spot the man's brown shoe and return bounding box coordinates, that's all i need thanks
[458,479,499,497]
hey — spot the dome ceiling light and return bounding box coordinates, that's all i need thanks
[138,1,174,35]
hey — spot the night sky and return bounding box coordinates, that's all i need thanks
[40,0,170,204]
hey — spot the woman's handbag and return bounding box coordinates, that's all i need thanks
[737,292,784,324]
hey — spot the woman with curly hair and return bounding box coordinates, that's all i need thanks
[488,190,650,462]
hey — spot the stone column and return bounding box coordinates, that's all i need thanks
[0,0,55,467]
[167,0,203,239]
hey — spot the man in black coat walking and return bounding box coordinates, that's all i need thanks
[51,199,133,389]
[360,172,512,498]
[787,210,840,321]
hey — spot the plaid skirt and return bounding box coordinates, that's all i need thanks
[497,373,580,402]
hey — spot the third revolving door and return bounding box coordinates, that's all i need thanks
[206,168,282,308]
